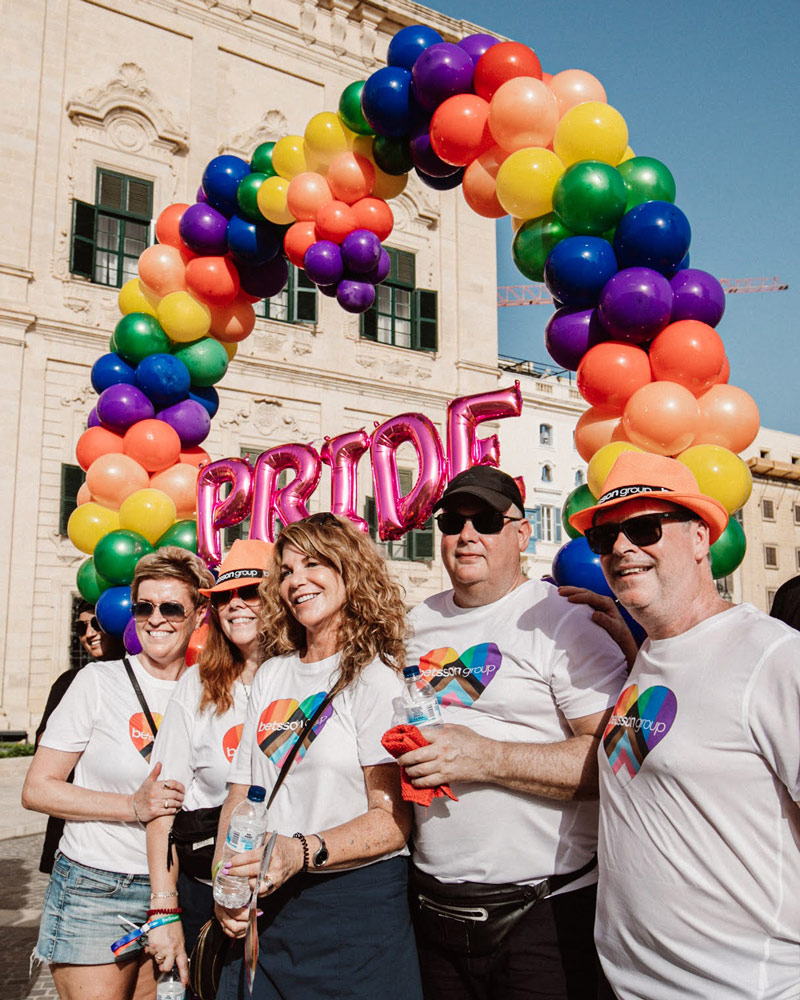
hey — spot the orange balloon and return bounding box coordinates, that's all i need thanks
[577,343,652,413]
[208,295,256,342]
[649,320,726,396]
[488,77,559,152]
[622,381,700,456]
[430,94,493,167]
[547,69,607,117]
[315,201,358,244]
[693,384,760,454]
[75,426,125,471]
[351,197,394,241]
[717,355,730,385]
[284,221,318,269]
[179,446,211,468]
[155,203,191,250]
[85,453,150,509]
[286,172,333,222]
[138,244,187,297]
[185,256,240,307]
[462,145,509,218]
[150,463,200,519]
[574,407,625,462]
[326,153,375,205]
[185,622,209,666]
[123,419,182,473]
[76,482,92,506]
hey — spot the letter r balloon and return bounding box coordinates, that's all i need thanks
[196,458,254,567]
[249,444,322,542]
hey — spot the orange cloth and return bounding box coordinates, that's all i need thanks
[381,724,458,806]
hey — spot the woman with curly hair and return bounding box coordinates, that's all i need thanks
[214,512,423,1000]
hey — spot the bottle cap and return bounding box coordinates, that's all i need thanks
[247,784,267,802]
[403,666,420,679]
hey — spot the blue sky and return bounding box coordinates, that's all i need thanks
[422,0,799,433]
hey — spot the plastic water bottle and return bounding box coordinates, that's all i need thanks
[402,665,443,728]
[156,967,185,999]
[213,785,268,909]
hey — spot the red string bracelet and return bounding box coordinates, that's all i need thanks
[146,907,182,917]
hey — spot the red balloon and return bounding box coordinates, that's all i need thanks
[185,256,241,307]
[462,145,509,218]
[622,381,700,456]
[315,201,358,244]
[694,384,760,454]
[474,42,543,101]
[208,295,256,342]
[76,426,125,471]
[574,407,624,463]
[649,319,726,396]
[430,94,493,167]
[179,446,211,468]
[155,203,191,250]
[351,197,394,242]
[185,622,209,666]
[123,419,182,473]
[577,343,652,413]
[284,221,317,269]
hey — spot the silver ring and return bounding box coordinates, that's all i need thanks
[164,781,171,790]
[261,875,274,892]
[164,799,169,810]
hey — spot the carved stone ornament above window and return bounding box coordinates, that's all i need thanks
[219,397,299,436]
[222,111,289,158]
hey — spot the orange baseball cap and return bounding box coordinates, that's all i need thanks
[198,539,275,595]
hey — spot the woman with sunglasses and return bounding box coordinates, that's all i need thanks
[214,513,422,1000]
[23,547,212,1000]
[143,540,273,986]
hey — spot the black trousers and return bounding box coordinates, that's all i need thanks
[415,882,614,1000]
[177,870,214,955]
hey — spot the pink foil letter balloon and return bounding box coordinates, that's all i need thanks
[320,430,371,532]
[446,382,523,478]
[249,444,322,542]
[196,457,254,567]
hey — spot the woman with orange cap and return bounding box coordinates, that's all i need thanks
[144,539,273,986]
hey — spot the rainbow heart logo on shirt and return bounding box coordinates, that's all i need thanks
[603,684,677,786]
[129,712,163,761]
[222,724,244,763]
[418,643,502,707]
[257,692,333,768]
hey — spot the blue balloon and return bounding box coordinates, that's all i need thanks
[95,586,132,638]
[414,166,465,191]
[135,353,191,409]
[361,66,414,138]
[226,214,283,264]
[188,384,220,418]
[544,236,618,308]
[91,353,136,394]
[551,536,614,597]
[387,24,444,71]
[202,155,251,217]
[619,605,648,648]
[614,201,691,276]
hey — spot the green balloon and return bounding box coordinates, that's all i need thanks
[93,530,153,586]
[373,135,413,176]
[512,214,572,282]
[617,156,676,213]
[236,173,268,222]
[114,313,171,366]
[76,557,113,603]
[156,519,198,553]
[339,81,374,136]
[250,142,277,178]
[710,517,746,579]
[553,161,627,237]
[172,337,229,387]
[562,484,598,540]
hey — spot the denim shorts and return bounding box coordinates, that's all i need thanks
[34,852,151,966]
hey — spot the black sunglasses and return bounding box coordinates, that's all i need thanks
[132,600,192,622]
[75,616,100,637]
[436,511,524,536]
[585,511,695,555]
[211,584,262,608]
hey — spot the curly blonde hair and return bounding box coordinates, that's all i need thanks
[259,514,407,700]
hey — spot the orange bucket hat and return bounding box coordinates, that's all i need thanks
[569,452,729,543]
[198,539,275,595]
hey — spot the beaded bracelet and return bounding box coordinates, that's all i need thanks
[131,798,146,829]
[293,832,310,872]
[146,907,182,917]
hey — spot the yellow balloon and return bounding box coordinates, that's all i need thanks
[221,339,238,361]
[271,135,307,180]
[587,442,644,499]
[553,101,629,167]
[351,135,374,160]
[157,291,211,344]
[304,112,352,172]
[677,445,753,514]
[67,503,120,555]
[495,148,564,220]
[118,278,157,317]
[372,165,407,201]
[511,216,526,234]
[119,488,177,545]
[257,175,294,225]
[618,145,636,164]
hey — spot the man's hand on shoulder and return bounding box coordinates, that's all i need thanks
[398,724,496,788]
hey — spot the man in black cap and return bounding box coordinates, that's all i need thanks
[399,465,627,999]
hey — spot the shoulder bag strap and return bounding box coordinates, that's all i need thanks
[266,691,334,810]
[123,656,159,740]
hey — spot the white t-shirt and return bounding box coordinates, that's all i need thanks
[39,656,178,875]
[151,666,250,812]
[229,651,407,864]
[596,604,800,1000]
[406,578,628,885]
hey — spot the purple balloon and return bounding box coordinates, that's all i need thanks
[457,33,499,66]
[669,268,726,327]
[157,399,211,447]
[196,186,208,204]
[304,241,344,286]
[411,42,475,113]
[364,248,391,284]
[341,229,382,274]
[415,166,465,191]
[179,203,229,256]
[545,307,608,370]
[123,617,142,655]
[237,255,289,299]
[87,407,101,429]
[96,384,155,432]
[336,280,376,314]
[409,121,462,178]
[317,283,339,298]
[598,267,674,344]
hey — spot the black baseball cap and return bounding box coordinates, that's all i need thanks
[434,466,524,514]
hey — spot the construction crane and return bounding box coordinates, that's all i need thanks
[497,277,789,307]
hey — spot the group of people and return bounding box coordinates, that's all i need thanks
[22,454,800,1000]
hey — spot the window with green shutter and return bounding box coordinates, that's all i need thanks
[254,266,317,325]
[60,464,86,536]
[360,248,438,352]
[365,469,435,562]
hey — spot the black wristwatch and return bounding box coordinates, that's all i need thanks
[312,832,329,868]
